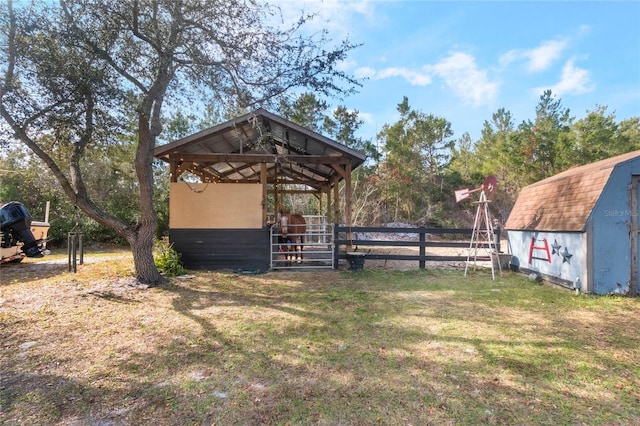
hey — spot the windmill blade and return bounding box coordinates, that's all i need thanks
[455,188,470,203]
[455,176,497,203]
[455,186,483,202]
[483,175,497,193]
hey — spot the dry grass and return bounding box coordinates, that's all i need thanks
[1,247,639,425]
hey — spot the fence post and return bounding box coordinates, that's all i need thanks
[419,230,425,269]
[67,233,74,272]
[67,232,85,273]
[79,233,84,265]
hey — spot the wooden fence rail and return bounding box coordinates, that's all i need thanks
[333,226,502,269]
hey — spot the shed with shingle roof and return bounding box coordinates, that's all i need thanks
[504,150,640,295]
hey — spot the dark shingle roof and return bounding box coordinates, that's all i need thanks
[504,150,640,231]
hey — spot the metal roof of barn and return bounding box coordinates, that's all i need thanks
[504,150,640,232]
[154,108,366,189]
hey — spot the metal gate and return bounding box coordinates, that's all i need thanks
[270,219,334,270]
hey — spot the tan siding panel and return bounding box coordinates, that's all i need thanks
[170,182,262,229]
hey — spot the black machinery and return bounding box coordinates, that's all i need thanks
[1,201,47,262]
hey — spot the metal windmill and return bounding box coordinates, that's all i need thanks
[455,176,501,280]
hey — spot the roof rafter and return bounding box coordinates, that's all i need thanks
[155,109,366,186]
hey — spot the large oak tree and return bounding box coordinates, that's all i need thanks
[0,0,358,284]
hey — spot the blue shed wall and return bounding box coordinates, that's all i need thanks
[506,230,586,289]
[588,161,639,294]
[508,159,640,295]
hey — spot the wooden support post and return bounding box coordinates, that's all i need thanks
[333,175,340,224]
[170,160,178,183]
[344,163,352,227]
[261,163,267,226]
[344,163,353,251]
[274,180,279,217]
[325,183,335,223]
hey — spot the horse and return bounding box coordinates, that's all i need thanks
[277,210,306,265]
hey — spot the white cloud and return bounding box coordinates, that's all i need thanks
[427,52,499,107]
[527,39,569,72]
[337,58,359,72]
[357,111,375,124]
[500,39,569,72]
[375,67,432,86]
[354,66,377,79]
[577,24,592,37]
[274,0,376,37]
[355,52,498,106]
[354,65,432,85]
[533,59,594,96]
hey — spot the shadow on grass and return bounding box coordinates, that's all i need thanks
[0,260,69,285]
[144,270,639,424]
[2,268,638,425]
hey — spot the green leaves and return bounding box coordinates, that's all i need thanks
[154,237,185,277]
[376,97,455,222]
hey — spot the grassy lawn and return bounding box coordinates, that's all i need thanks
[1,248,639,425]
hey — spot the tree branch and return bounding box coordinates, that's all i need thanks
[60,0,148,94]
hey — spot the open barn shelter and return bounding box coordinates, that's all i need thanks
[154,108,366,271]
[505,150,640,295]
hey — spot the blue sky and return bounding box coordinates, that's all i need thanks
[280,0,640,143]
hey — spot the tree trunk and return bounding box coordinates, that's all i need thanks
[132,111,165,285]
[129,230,165,285]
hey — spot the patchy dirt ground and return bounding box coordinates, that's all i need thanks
[0,245,136,287]
[352,245,467,270]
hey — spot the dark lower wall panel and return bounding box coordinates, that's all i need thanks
[170,228,270,271]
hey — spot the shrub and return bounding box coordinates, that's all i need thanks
[153,237,185,276]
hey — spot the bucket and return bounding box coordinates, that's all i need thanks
[493,253,512,270]
[346,252,365,270]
